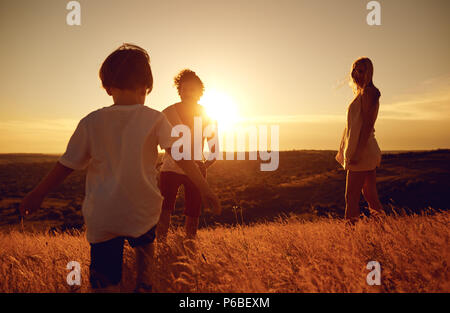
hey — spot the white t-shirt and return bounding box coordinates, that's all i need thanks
[58,103,179,244]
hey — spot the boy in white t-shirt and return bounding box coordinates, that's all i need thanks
[18,44,221,292]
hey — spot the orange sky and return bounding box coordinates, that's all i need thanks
[0,0,449,153]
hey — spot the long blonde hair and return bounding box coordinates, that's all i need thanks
[350,57,380,98]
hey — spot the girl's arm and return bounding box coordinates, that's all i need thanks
[19,162,74,216]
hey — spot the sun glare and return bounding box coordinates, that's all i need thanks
[199,89,240,132]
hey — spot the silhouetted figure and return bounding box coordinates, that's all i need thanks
[336,57,384,223]
[157,69,218,240]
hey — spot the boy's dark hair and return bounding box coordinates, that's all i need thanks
[174,69,204,95]
[100,43,153,94]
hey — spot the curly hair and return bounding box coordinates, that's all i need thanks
[99,43,153,94]
[174,69,204,95]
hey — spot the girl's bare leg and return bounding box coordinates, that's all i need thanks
[345,170,367,222]
[185,216,199,239]
[156,209,171,242]
[362,170,384,216]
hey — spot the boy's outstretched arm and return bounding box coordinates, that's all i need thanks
[19,162,74,216]
[164,148,221,215]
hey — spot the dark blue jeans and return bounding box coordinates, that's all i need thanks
[89,225,156,289]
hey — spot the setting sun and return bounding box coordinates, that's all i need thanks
[199,89,240,132]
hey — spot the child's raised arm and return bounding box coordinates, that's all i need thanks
[19,162,73,216]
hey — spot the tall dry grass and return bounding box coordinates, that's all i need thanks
[0,211,448,293]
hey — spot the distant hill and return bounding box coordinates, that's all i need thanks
[0,150,449,232]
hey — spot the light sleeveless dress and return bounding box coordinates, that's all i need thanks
[335,93,381,171]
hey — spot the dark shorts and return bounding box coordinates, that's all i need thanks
[89,225,156,289]
[159,170,204,218]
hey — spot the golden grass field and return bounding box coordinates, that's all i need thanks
[1,210,448,293]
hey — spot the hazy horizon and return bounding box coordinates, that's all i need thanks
[0,149,446,156]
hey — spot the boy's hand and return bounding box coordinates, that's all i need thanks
[168,156,220,214]
[196,161,207,178]
[17,161,73,217]
[201,188,222,215]
[19,190,44,217]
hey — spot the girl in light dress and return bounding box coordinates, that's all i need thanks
[336,57,384,222]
